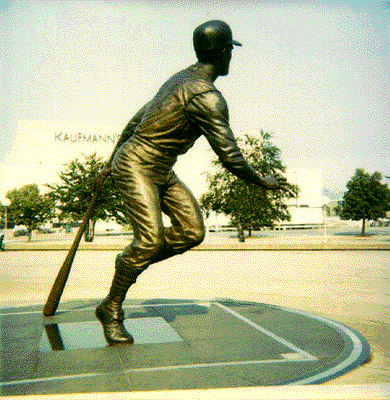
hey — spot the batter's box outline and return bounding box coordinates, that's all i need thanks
[126,301,318,373]
[120,301,370,385]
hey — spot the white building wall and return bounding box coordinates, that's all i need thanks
[1,120,122,198]
[283,169,324,227]
[286,207,324,226]
[284,169,323,208]
[6,120,121,165]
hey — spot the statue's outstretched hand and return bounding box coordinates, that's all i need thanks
[262,173,288,190]
[93,163,111,193]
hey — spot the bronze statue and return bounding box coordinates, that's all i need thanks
[94,20,287,345]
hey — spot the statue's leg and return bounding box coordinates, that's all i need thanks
[159,173,205,257]
[134,174,205,267]
[96,166,166,345]
[95,254,138,345]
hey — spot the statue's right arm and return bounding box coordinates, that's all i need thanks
[185,91,287,190]
[185,91,269,188]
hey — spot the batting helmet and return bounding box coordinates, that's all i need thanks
[193,20,242,62]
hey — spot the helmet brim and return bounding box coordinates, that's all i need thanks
[232,39,242,47]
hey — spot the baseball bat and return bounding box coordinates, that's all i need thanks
[43,191,98,316]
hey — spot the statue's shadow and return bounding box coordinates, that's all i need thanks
[125,299,208,323]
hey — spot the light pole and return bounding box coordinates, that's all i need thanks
[292,171,298,207]
[323,204,328,243]
[1,198,11,251]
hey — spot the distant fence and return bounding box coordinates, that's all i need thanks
[274,223,323,230]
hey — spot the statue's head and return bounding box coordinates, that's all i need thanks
[193,20,242,75]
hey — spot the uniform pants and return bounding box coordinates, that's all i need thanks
[111,144,205,275]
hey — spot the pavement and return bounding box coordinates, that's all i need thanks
[3,226,390,251]
[0,228,389,399]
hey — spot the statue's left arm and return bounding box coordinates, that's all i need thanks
[94,101,150,192]
[109,101,151,164]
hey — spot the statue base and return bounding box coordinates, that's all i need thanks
[1,298,370,395]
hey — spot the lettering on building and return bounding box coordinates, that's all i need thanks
[54,132,119,144]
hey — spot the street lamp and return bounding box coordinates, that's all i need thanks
[1,198,11,251]
[292,171,298,207]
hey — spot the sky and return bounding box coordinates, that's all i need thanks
[1,0,389,199]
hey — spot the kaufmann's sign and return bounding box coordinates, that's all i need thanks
[6,120,124,165]
[54,132,120,144]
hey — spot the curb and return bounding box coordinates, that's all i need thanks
[4,243,390,251]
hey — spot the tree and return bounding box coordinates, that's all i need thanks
[6,184,54,241]
[339,168,390,235]
[200,131,297,238]
[47,153,126,242]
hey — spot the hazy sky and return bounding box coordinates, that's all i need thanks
[1,0,389,195]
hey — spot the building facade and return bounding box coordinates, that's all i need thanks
[1,120,122,199]
[1,120,325,229]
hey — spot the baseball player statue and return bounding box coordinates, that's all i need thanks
[94,20,287,345]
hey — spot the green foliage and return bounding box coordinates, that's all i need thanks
[47,153,126,240]
[339,168,390,235]
[6,184,54,241]
[200,131,297,235]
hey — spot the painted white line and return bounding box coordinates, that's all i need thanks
[0,372,109,387]
[280,307,367,385]
[0,302,207,316]
[0,310,44,316]
[0,357,311,387]
[215,302,318,361]
[129,357,311,373]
